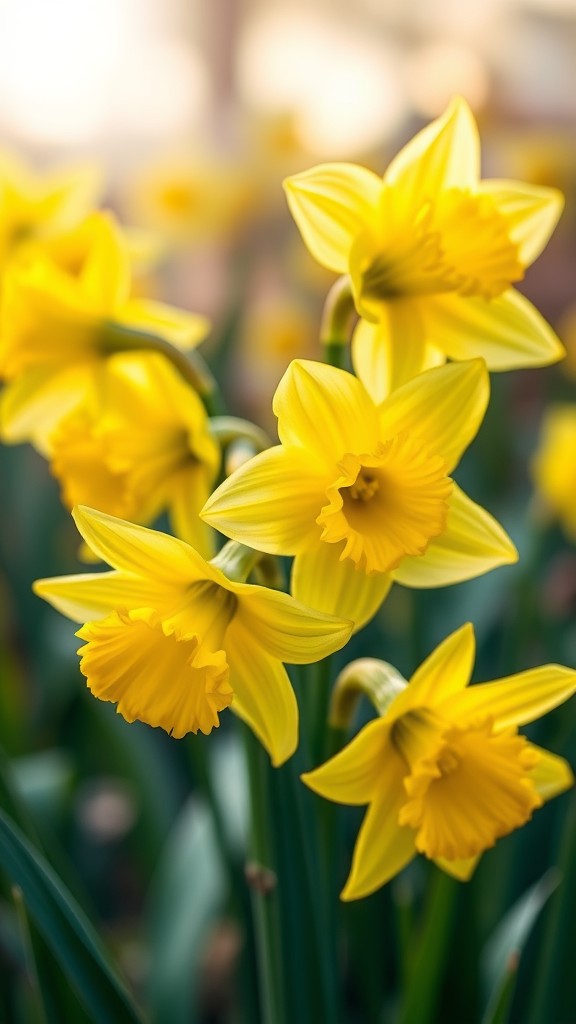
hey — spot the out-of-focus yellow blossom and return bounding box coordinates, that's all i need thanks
[0,211,209,445]
[202,359,517,631]
[46,353,219,556]
[0,151,100,274]
[127,155,257,244]
[531,405,576,539]
[284,98,564,394]
[34,506,352,766]
[238,297,318,431]
[303,623,575,899]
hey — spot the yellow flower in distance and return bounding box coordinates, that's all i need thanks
[302,623,575,899]
[284,98,564,394]
[47,353,220,556]
[33,506,352,766]
[127,154,257,243]
[0,211,209,445]
[0,150,100,273]
[202,358,517,631]
[531,404,576,539]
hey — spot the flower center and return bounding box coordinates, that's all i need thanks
[316,433,452,574]
[355,186,523,316]
[348,470,380,503]
[392,708,542,861]
[77,608,233,738]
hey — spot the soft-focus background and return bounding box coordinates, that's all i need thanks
[3,1,576,1022]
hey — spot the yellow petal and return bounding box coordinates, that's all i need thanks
[235,586,351,663]
[351,307,445,403]
[32,163,102,231]
[302,718,390,805]
[440,666,576,731]
[476,180,564,266]
[168,469,216,559]
[0,260,100,378]
[341,748,416,899]
[72,506,207,583]
[225,617,298,767]
[273,359,380,467]
[79,212,131,313]
[0,365,94,447]
[392,484,517,588]
[116,299,210,350]
[528,746,574,801]
[283,163,382,273]
[390,624,476,719]
[292,543,392,632]
[434,855,480,881]
[201,446,324,555]
[33,571,163,622]
[422,289,565,370]
[379,359,489,473]
[384,97,480,207]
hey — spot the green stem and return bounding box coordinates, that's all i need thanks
[100,321,226,416]
[244,730,286,1024]
[210,416,271,453]
[320,276,356,368]
[398,870,458,1024]
[308,654,334,765]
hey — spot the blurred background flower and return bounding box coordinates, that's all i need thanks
[3,1,576,1022]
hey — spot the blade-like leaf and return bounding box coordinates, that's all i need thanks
[147,796,225,1024]
[481,868,560,1024]
[0,809,144,1024]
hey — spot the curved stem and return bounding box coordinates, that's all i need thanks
[210,416,271,453]
[320,276,357,368]
[100,321,226,416]
[330,658,408,730]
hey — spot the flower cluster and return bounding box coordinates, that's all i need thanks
[5,99,574,896]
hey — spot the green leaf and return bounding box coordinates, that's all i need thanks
[481,868,560,1024]
[0,809,143,1024]
[147,796,226,1024]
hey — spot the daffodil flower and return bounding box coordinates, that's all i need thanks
[34,506,352,766]
[284,98,564,395]
[47,353,220,556]
[0,150,100,272]
[531,404,576,539]
[201,358,517,631]
[302,623,575,899]
[0,211,209,445]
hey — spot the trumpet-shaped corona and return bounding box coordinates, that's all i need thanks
[46,353,219,556]
[33,506,353,765]
[302,624,576,898]
[202,358,517,631]
[284,98,564,394]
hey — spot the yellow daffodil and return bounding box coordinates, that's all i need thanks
[284,98,564,394]
[46,353,220,556]
[531,405,576,539]
[302,623,575,899]
[201,358,517,631]
[33,506,352,766]
[0,150,100,273]
[0,211,209,445]
[127,154,257,243]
